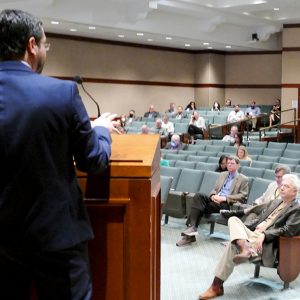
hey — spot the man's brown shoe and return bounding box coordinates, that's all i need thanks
[199,285,224,299]
[199,277,224,299]
[232,253,251,264]
[176,235,196,247]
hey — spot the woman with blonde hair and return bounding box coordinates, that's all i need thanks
[236,145,252,166]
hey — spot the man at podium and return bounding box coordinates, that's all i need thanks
[0,9,117,300]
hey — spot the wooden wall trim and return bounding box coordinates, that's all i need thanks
[282,84,300,88]
[56,76,282,89]
[283,24,300,28]
[282,47,300,52]
[225,51,282,55]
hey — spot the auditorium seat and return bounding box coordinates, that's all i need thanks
[257,155,279,163]
[174,160,196,169]
[267,141,287,150]
[187,155,208,162]
[263,148,284,156]
[240,166,265,178]
[160,166,182,190]
[251,160,273,169]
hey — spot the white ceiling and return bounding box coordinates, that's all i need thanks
[1,0,300,51]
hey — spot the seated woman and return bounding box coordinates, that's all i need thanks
[211,101,221,112]
[215,155,228,172]
[185,101,197,112]
[236,145,252,166]
[269,99,281,127]
[188,111,206,144]
[230,132,246,148]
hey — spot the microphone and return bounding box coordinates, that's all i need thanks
[73,76,101,117]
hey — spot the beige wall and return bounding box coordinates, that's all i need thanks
[43,36,283,117]
[225,54,282,85]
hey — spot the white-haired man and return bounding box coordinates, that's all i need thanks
[199,174,300,299]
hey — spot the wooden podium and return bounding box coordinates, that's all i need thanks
[77,134,161,300]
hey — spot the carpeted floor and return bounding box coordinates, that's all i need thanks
[161,217,300,300]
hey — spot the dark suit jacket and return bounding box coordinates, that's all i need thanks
[210,171,248,205]
[0,61,111,252]
[245,198,300,267]
[144,111,159,119]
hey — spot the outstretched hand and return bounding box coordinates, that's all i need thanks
[91,112,121,134]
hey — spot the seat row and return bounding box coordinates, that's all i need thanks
[160,167,273,226]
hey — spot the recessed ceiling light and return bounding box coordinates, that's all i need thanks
[88,26,96,30]
[118,34,125,38]
[166,37,172,40]
[208,46,213,49]
[51,21,59,25]
[147,38,153,42]
[225,45,231,49]
[137,32,144,36]
[206,4,213,8]
[185,43,191,47]
[70,28,77,32]
[274,8,280,11]
[203,42,210,45]
[243,12,250,15]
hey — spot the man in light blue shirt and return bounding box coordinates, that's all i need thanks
[245,100,261,131]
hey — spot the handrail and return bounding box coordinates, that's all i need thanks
[208,108,298,142]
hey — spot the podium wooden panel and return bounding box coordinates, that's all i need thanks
[77,134,161,300]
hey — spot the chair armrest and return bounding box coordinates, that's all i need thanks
[277,236,300,284]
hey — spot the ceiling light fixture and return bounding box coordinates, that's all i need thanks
[225,45,231,49]
[51,21,59,25]
[147,38,153,42]
[243,12,250,15]
[70,28,77,32]
[203,42,210,45]
[185,43,191,47]
[88,26,96,30]
[274,8,280,11]
[207,46,213,49]
[137,32,144,36]
[118,34,125,38]
[166,37,172,40]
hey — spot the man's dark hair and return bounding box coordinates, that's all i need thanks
[0,9,43,61]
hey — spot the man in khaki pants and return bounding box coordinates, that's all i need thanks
[199,174,300,299]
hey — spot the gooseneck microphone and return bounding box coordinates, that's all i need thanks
[73,75,101,117]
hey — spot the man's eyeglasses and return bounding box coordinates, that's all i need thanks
[44,43,51,52]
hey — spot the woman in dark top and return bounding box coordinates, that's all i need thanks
[185,101,197,111]
[215,155,228,172]
[230,132,246,148]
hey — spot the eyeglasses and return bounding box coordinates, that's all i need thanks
[43,42,51,52]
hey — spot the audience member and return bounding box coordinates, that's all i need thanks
[224,99,232,107]
[235,145,252,166]
[227,105,245,123]
[187,111,206,144]
[176,156,248,246]
[120,114,127,127]
[245,100,261,131]
[166,102,176,116]
[115,118,126,134]
[153,119,167,136]
[199,174,300,299]
[127,109,136,124]
[140,124,149,134]
[221,165,291,221]
[215,155,228,172]
[185,101,197,112]
[222,125,238,143]
[269,99,281,127]
[161,114,174,138]
[175,105,188,119]
[211,101,221,111]
[165,134,185,150]
[231,132,245,148]
[144,105,159,119]
[160,154,170,167]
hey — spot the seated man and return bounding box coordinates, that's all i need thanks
[175,105,188,119]
[222,125,238,143]
[161,114,174,139]
[199,174,300,299]
[245,100,261,131]
[221,165,291,222]
[227,105,245,123]
[176,156,248,246]
[165,134,185,150]
[152,118,168,136]
[144,105,159,119]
